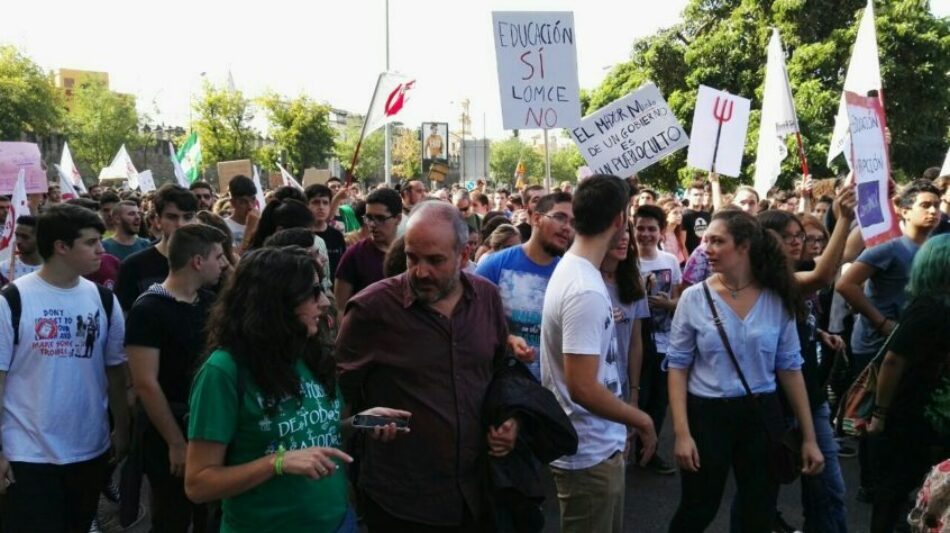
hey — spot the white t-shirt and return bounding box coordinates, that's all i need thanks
[225,217,246,248]
[541,252,627,470]
[0,273,126,464]
[0,258,42,282]
[639,250,683,354]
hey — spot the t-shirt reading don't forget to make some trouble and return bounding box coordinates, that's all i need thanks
[541,252,626,471]
[188,350,348,533]
[0,273,125,464]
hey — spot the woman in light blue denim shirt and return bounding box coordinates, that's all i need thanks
[665,209,824,532]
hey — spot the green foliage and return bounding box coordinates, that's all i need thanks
[489,136,544,184]
[392,127,421,180]
[588,0,950,190]
[258,93,336,176]
[0,46,64,140]
[66,79,141,172]
[550,144,586,183]
[334,117,384,182]
[192,82,259,169]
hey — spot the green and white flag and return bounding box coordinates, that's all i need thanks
[176,131,202,182]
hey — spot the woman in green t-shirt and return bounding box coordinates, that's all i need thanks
[185,247,409,532]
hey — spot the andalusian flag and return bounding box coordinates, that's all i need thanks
[176,131,202,182]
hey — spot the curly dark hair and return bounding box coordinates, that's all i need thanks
[712,210,802,318]
[203,247,335,404]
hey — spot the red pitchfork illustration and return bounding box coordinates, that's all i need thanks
[710,96,734,173]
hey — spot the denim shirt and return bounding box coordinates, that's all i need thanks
[666,284,802,398]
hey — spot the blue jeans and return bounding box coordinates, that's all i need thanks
[729,402,847,532]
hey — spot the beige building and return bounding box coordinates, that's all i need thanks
[52,68,111,111]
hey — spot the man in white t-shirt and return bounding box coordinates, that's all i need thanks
[634,204,682,475]
[0,204,128,531]
[224,175,257,250]
[541,175,657,533]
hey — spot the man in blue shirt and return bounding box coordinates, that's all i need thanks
[476,192,574,380]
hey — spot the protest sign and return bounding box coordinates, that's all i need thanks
[137,170,156,193]
[216,160,253,192]
[686,85,751,178]
[302,168,332,187]
[492,11,580,130]
[0,142,48,195]
[569,82,688,177]
[846,91,900,247]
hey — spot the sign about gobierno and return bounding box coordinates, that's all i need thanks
[569,82,689,177]
[492,11,581,131]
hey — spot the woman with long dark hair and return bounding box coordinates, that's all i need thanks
[184,247,408,532]
[247,199,315,250]
[666,210,824,532]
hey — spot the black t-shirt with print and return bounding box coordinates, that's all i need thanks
[682,209,710,254]
[314,226,347,283]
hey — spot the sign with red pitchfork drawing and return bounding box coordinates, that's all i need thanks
[687,85,751,178]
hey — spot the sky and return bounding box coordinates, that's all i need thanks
[3,0,948,141]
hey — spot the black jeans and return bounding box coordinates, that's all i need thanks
[1,452,109,533]
[669,394,780,533]
[142,427,208,533]
[361,493,483,533]
[639,351,669,444]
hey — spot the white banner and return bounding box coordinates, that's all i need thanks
[492,11,580,130]
[569,82,688,177]
[753,29,801,197]
[686,85,751,178]
[137,170,156,193]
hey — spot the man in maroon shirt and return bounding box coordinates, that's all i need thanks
[334,188,401,321]
[337,201,517,531]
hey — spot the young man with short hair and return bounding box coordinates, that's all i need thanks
[472,192,491,217]
[126,224,228,531]
[88,184,104,201]
[189,181,216,212]
[542,175,657,533]
[0,204,128,532]
[224,175,257,249]
[103,201,151,261]
[116,185,198,311]
[0,216,42,282]
[306,184,347,282]
[493,188,511,215]
[477,192,574,379]
[396,180,426,236]
[516,184,546,242]
[99,191,121,236]
[634,204,682,475]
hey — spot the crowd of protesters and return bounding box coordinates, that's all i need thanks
[0,163,947,533]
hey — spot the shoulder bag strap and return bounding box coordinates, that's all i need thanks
[701,281,754,397]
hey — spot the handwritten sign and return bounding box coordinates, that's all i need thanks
[569,83,688,177]
[0,142,48,195]
[846,91,900,247]
[137,170,156,193]
[492,11,580,130]
[216,159,253,193]
[686,85,751,178]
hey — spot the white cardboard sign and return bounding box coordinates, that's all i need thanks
[569,82,689,177]
[492,11,581,130]
[686,85,751,177]
[137,170,156,192]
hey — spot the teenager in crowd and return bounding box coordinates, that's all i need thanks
[224,175,258,251]
[0,216,42,283]
[306,184,347,283]
[659,199,687,266]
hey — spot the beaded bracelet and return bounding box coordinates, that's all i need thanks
[274,444,286,476]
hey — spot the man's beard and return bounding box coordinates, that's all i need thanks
[541,240,567,258]
[409,273,459,304]
[121,220,140,235]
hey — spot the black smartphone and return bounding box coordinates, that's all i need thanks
[352,415,409,431]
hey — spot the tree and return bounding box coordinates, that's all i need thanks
[589,0,950,190]
[258,93,336,176]
[0,46,64,141]
[192,82,259,169]
[392,127,421,180]
[66,79,141,172]
[334,118,384,183]
[550,144,586,183]
[489,137,544,185]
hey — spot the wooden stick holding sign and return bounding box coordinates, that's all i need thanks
[710,96,734,173]
[687,86,751,178]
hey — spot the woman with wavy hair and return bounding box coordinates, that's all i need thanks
[659,198,687,265]
[868,234,950,532]
[185,247,408,532]
[666,210,824,532]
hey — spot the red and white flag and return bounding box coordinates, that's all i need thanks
[54,164,80,200]
[60,142,87,194]
[0,169,31,263]
[363,72,416,136]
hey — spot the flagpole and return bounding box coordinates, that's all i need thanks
[543,129,552,192]
[347,74,386,186]
[383,0,392,187]
[795,132,810,178]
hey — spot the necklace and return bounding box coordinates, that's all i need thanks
[718,274,752,299]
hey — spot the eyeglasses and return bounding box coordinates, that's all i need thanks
[780,232,806,245]
[804,236,827,246]
[543,212,576,229]
[363,214,395,225]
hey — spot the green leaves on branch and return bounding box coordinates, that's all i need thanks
[0,45,64,141]
[66,79,140,172]
[258,93,336,176]
[191,82,258,170]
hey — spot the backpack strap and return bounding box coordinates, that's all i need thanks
[95,284,115,333]
[1,284,22,346]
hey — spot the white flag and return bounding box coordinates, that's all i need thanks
[276,162,304,191]
[754,29,801,197]
[54,164,80,200]
[137,170,156,193]
[60,142,87,194]
[103,144,140,189]
[362,72,416,136]
[169,141,189,188]
[0,169,30,264]
[827,0,882,166]
[252,165,266,210]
